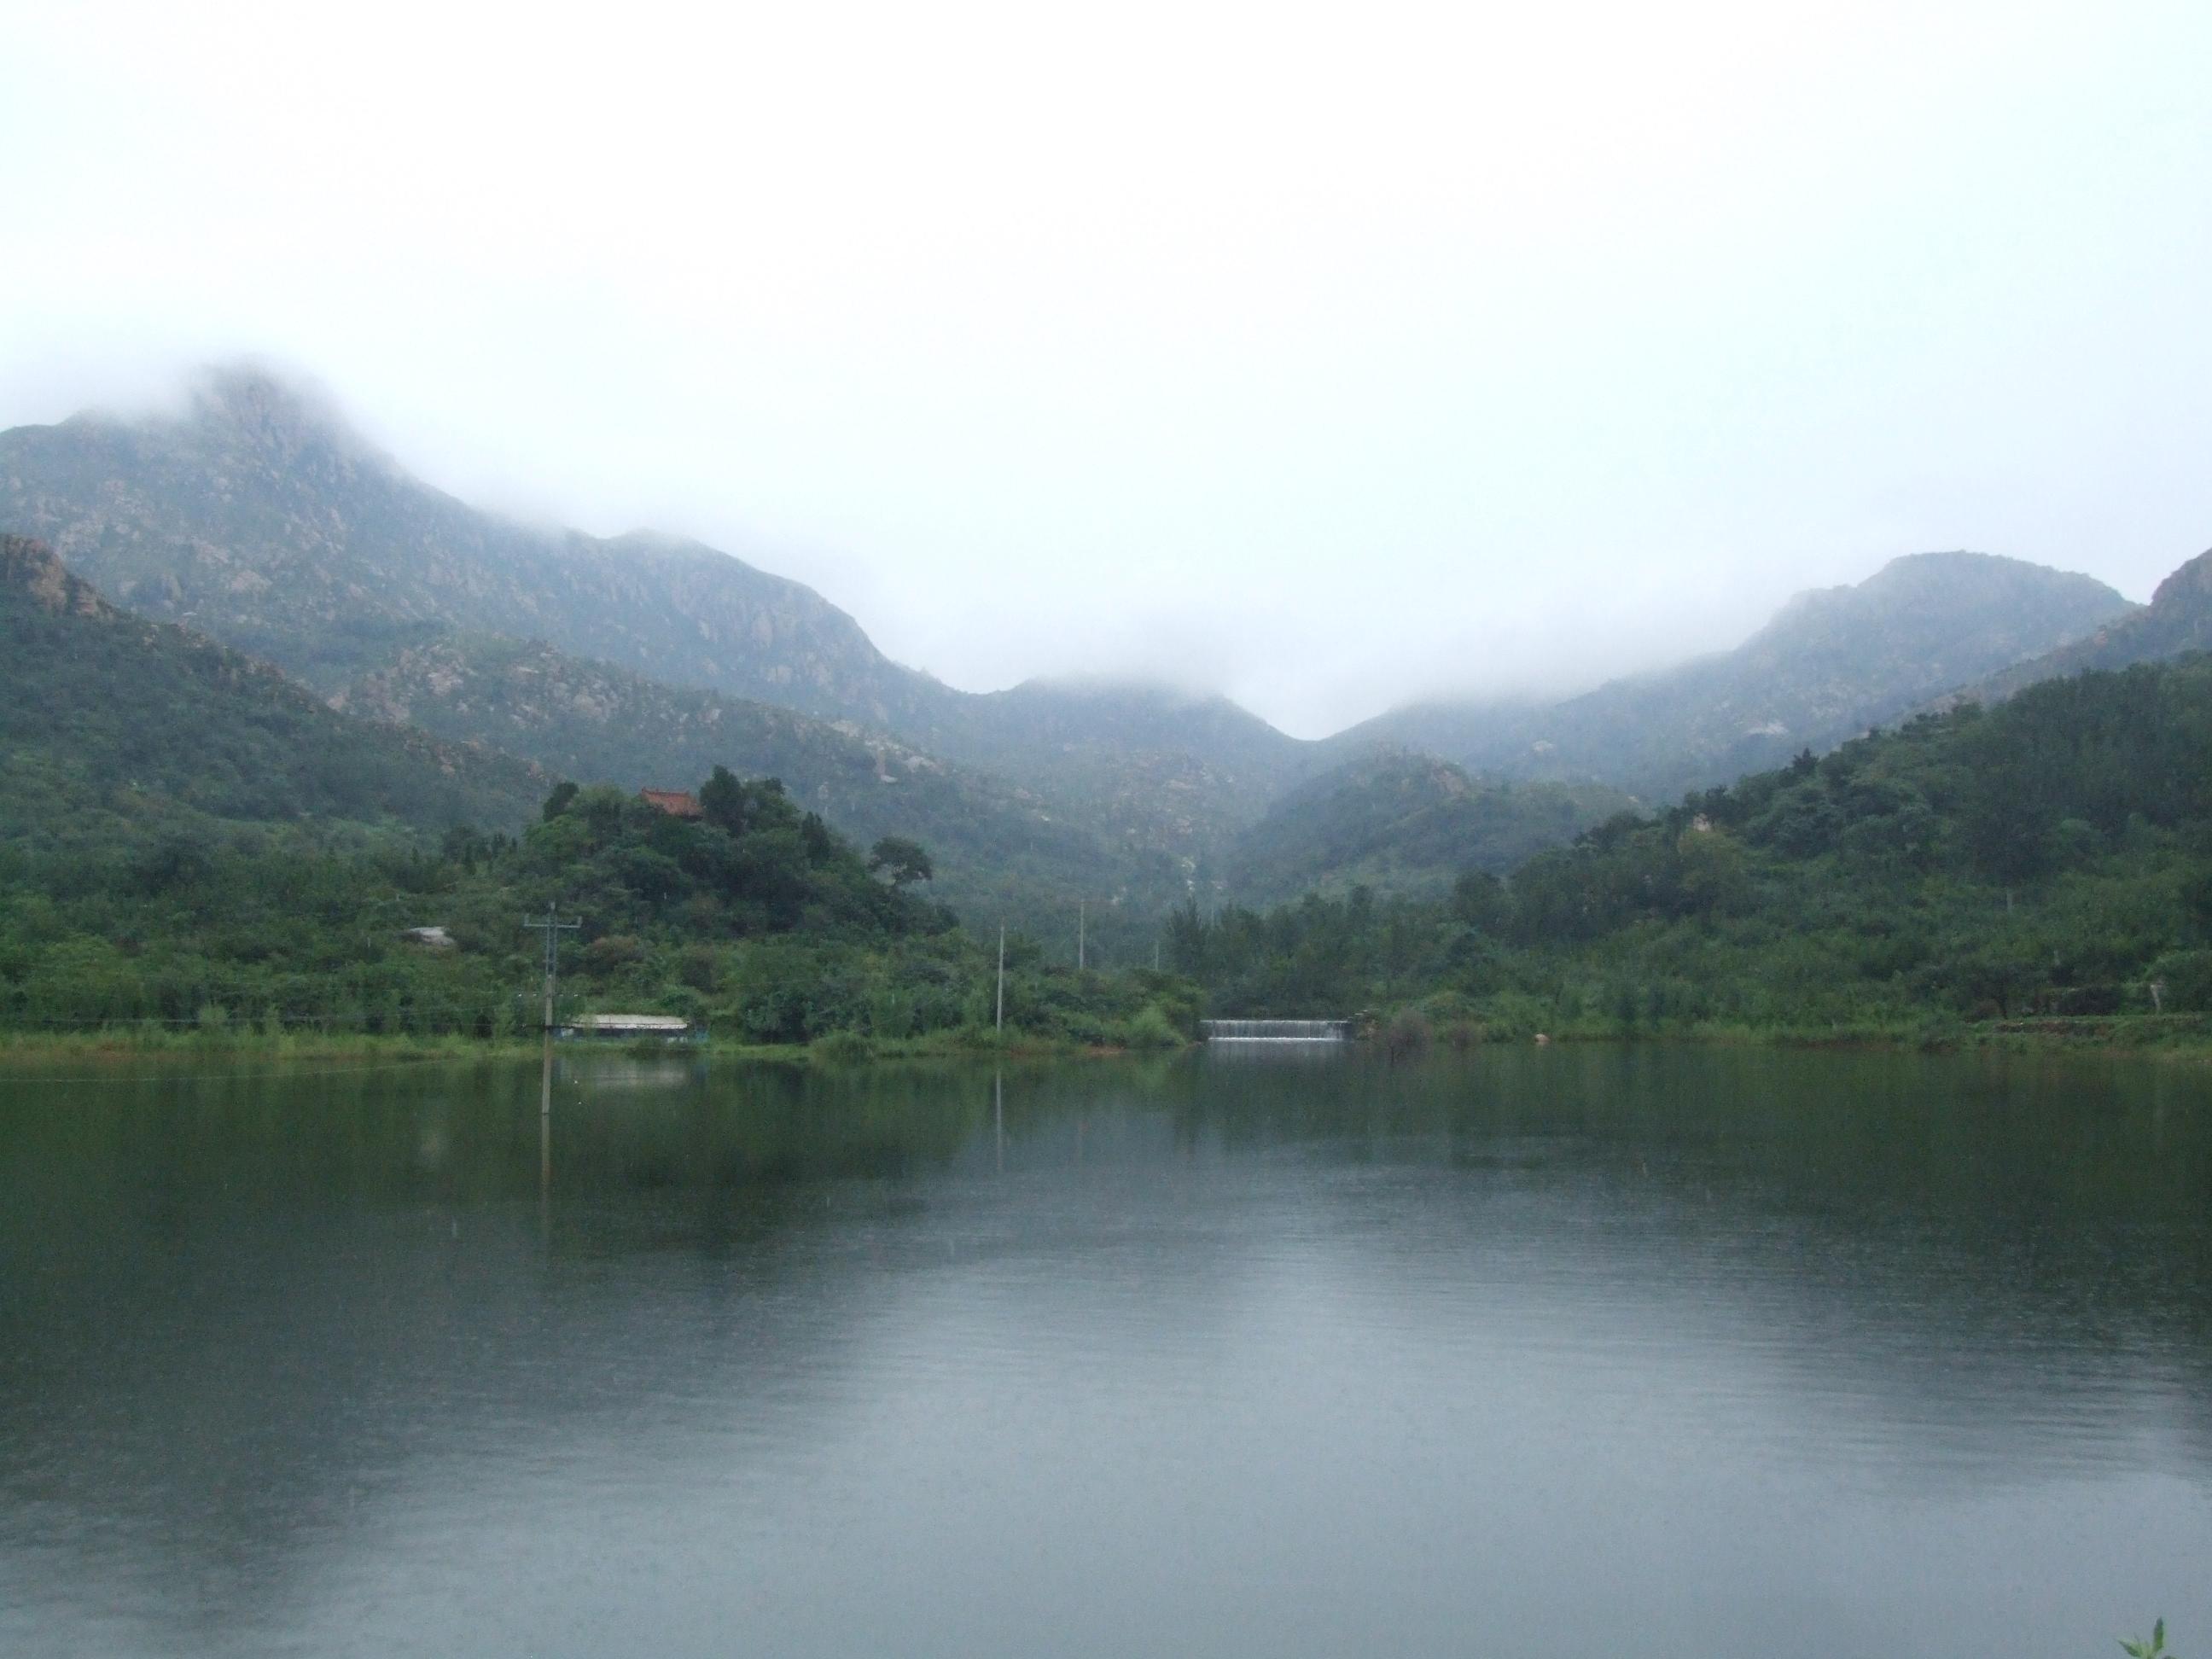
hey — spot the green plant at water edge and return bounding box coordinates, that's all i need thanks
[807,1030,874,1067]
[1121,1004,1184,1050]
[2121,1619,2170,1657]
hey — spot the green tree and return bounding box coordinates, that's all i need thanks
[868,835,934,888]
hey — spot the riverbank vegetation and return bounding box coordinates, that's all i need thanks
[1170,658,2212,1047]
[0,765,1201,1054]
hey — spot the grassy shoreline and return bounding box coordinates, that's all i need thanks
[3,1013,2212,1071]
[0,1024,1158,1069]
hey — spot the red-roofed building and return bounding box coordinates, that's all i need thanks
[639,789,703,819]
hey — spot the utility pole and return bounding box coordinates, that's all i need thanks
[1078,901,1086,972]
[995,925,1006,1034]
[521,904,580,1119]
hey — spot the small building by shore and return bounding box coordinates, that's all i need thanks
[558,1013,705,1046]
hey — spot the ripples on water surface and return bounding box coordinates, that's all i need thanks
[1,1045,2208,1656]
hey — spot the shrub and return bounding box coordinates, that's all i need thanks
[1122,1005,1184,1050]
[581,934,645,975]
[2149,951,2212,1013]
[1382,1009,1430,1059]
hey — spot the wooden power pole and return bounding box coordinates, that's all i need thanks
[996,925,1005,1033]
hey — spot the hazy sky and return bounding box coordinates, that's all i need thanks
[4,0,2209,736]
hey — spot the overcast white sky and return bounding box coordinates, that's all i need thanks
[3,0,2209,736]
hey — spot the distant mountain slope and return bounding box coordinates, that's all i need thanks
[0,366,1318,870]
[0,536,543,839]
[943,678,1318,863]
[0,369,950,726]
[1941,545,2212,707]
[334,634,1185,927]
[1341,552,2133,800]
[1220,748,1632,905]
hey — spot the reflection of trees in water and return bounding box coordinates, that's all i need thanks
[0,1058,1002,1638]
[0,1048,2208,1640]
[1186,1044,2212,1484]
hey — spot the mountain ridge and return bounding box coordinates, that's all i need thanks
[3,364,2183,909]
[1336,550,2133,799]
[0,366,1316,871]
[1936,545,2212,708]
[2,368,948,726]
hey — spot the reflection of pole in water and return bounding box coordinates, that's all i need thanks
[994,1069,1004,1175]
[538,1104,551,1243]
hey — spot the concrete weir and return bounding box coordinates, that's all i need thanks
[1199,1019,1350,1043]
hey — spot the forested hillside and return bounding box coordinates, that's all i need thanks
[0,760,1196,1050]
[1218,748,1631,904]
[334,633,1187,934]
[0,534,543,842]
[1175,656,2212,1032]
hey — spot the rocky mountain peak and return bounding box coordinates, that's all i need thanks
[2149,546,2212,611]
[183,364,368,458]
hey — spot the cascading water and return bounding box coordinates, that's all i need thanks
[1200,1019,1350,1043]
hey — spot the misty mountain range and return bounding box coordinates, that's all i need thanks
[4,365,2207,937]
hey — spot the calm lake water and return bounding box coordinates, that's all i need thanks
[2,1045,2208,1656]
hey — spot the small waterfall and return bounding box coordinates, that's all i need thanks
[1200,1018,1350,1043]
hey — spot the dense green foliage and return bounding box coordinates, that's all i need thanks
[335,632,1193,948]
[0,535,544,841]
[0,754,1198,1049]
[1171,657,2212,1035]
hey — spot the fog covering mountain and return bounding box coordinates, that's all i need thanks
[0,370,942,723]
[1339,552,2133,800]
[0,364,2184,931]
[941,678,1315,860]
[0,369,1318,878]
[0,535,544,841]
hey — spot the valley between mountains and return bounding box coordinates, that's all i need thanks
[5,365,2207,958]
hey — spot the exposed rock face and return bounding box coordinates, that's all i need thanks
[2152,548,2212,610]
[1,533,111,617]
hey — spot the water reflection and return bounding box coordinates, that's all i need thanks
[0,1047,2207,1656]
